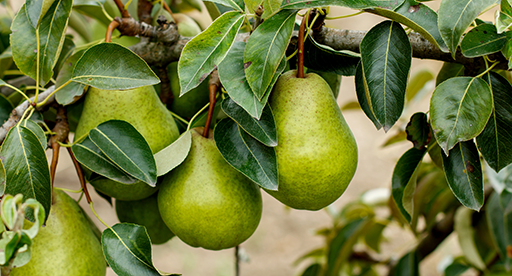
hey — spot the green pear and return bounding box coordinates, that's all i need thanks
[169,61,209,119]
[115,192,175,245]
[265,70,358,211]
[174,13,202,37]
[74,85,180,200]
[158,127,262,250]
[11,190,106,276]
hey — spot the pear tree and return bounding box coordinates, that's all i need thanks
[0,0,511,275]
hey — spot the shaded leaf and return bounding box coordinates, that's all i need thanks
[1,126,51,221]
[381,130,407,147]
[355,62,381,129]
[364,220,387,253]
[360,20,412,131]
[444,260,470,276]
[392,251,419,276]
[441,140,484,211]
[221,97,277,147]
[438,0,497,58]
[486,192,512,269]
[73,0,112,26]
[26,0,56,27]
[406,69,434,102]
[178,11,245,96]
[476,72,512,172]
[436,62,465,86]
[89,120,157,186]
[430,77,492,154]
[207,0,244,12]
[454,207,486,270]
[72,43,159,90]
[497,0,512,33]
[301,263,322,276]
[244,9,297,98]
[20,119,47,149]
[154,131,192,176]
[214,118,278,190]
[280,0,404,10]
[406,112,430,150]
[0,93,13,124]
[55,50,86,105]
[303,34,359,76]
[461,24,507,58]
[0,159,4,196]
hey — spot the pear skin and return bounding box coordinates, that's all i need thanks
[11,190,106,276]
[158,128,262,250]
[265,70,358,211]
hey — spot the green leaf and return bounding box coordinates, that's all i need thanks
[363,220,387,253]
[0,92,13,124]
[0,159,5,196]
[11,1,72,85]
[214,118,278,190]
[392,251,419,276]
[461,24,507,58]
[72,136,138,184]
[280,0,404,10]
[303,35,360,76]
[26,0,56,27]
[497,0,512,33]
[476,72,512,172]
[72,43,159,90]
[438,0,498,58]
[244,9,297,99]
[441,140,484,211]
[72,0,112,26]
[454,208,486,270]
[102,223,162,276]
[89,120,157,186]
[391,147,426,222]
[1,126,51,221]
[207,0,244,12]
[20,119,47,149]
[359,20,412,131]
[406,69,434,102]
[300,263,322,276]
[221,97,277,147]
[261,0,281,18]
[53,35,75,77]
[178,11,245,96]
[430,77,492,154]
[436,62,465,86]
[154,131,192,176]
[499,190,512,261]
[406,112,430,150]
[486,192,512,268]
[55,50,86,105]
[444,261,470,276]
[369,0,448,52]
[355,62,381,130]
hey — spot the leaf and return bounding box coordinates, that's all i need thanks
[55,50,86,105]
[72,43,159,90]
[244,9,297,98]
[72,0,111,26]
[486,192,512,268]
[303,35,360,76]
[178,11,245,96]
[497,0,512,33]
[154,131,192,176]
[355,62,381,130]
[441,140,484,211]
[261,0,281,18]
[214,118,278,190]
[405,112,430,150]
[11,1,73,85]
[438,0,498,58]
[369,0,448,52]
[461,24,507,58]
[1,126,51,221]
[406,69,434,102]
[89,120,157,186]
[0,159,5,196]
[0,93,13,124]
[392,251,419,276]
[279,0,404,10]
[454,207,486,270]
[359,20,412,132]
[20,119,47,149]
[444,260,470,276]
[221,97,277,147]
[391,147,426,222]
[218,41,286,119]
[206,0,244,12]
[71,136,138,184]
[300,263,322,276]
[102,223,162,276]
[436,62,465,86]
[26,0,56,27]
[364,220,387,253]
[476,72,512,172]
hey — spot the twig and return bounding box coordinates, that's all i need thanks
[297,11,307,78]
[138,0,154,25]
[105,20,120,43]
[67,146,92,204]
[158,66,173,107]
[203,70,219,138]
[49,106,69,187]
[113,0,131,18]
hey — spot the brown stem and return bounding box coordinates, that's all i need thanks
[235,246,240,276]
[297,13,307,78]
[50,142,60,187]
[310,9,326,32]
[252,5,264,32]
[49,106,69,187]
[113,0,131,18]
[105,20,120,43]
[162,1,177,23]
[203,70,220,138]
[137,0,154,25]
[158,66,173,107]
[67,146,92,204]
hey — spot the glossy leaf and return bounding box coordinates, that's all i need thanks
[244,9,297,98]
[26,0,56,27]
[1,126,51,220]
[436,62,465,86]
[355,62,381,130]
[154,131,192,176]
[221,97,277,147]
[369,0,448,52]
[214,118,278,190]
[430,77,492,154]
[20,119,47,149]
[11,1,72,85]
[454,207,486,270]
[487,192,512,268]
[72,43,159,90]
[280,0,403,10]
[89,120,157,186]
[391,147,426,222]
[0,92,13,124]
[392,251,419,276]
[461,24,507,58]
[438,0,497,58]
[497,0,512,33]
[360,20,412,131]
[102,223,162,276]
[207,0,244,12]
[406,112,430,150]
[72,137,138,184]
[178,11,245,96]
[303,35,360,76]
[55,50,86,105]
[476,72,512,172]
[441,140,484,211]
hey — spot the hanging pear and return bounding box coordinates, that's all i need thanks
[265,70,358,211]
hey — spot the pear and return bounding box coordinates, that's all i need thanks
[168,61,209,119]
[265,70,358,211]
[11,190,106,276]
[115,192,175,245]
[158,127,262,250]
[74,85,180,200]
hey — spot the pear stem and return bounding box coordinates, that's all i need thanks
[67,145,92,204]
[113,0,131,18]
[157,66,173,107]
[297,11,307,79]
[105,20,120,43]
[203,70,220,138]
[49,106,69,188]
[235,245,240,276]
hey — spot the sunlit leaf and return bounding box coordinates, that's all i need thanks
[454,208,486,270]
[280,0,404,10]
[154,131,192,176]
